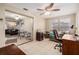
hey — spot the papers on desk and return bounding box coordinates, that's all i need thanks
[62,34,76,41]
[76,36,79,41]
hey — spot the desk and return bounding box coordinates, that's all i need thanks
[62,39,79,55]
[0,44,26,55]
[62,34,79,55]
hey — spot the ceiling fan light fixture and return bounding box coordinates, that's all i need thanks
[44,11,50,15]
[15,17,19,20]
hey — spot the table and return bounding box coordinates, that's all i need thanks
[0,44,26,55]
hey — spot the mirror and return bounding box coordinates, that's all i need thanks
[5,11,33,45]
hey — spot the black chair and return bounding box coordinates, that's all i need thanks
[53,30,63,52]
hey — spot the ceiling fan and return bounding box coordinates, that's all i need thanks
[37,3,60,15]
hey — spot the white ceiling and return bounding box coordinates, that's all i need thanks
[7,3,79,18]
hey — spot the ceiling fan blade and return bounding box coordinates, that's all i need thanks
[37,9,44,11]
[51,9,60,11]
[45,3,54,10]
[49,3,54,7]
[23,8,28,11]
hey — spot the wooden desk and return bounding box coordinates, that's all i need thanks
[0,44,26,55]
[62,39,79,55]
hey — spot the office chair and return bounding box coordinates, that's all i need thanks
[53,30,62,52]
[49,31,55,41]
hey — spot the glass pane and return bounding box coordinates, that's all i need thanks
[50,19,59,31]
[5,11,33,45]
[59,17,72,32]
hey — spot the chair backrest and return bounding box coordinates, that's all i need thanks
[53,30,59,40]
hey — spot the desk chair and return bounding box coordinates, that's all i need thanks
[53,30,63,52]
[49,31,55,41]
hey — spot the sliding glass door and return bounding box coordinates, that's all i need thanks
[4,10,33,45]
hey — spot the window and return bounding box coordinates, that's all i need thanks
[59,17,71,32]
[47,15,73,33]
[51,19,59,31]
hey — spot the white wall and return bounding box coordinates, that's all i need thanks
[75,4,79,34]
[76,12,79,34]
[33,16,45,40]
[0,4,6,47]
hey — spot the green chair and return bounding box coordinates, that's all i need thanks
[53,30,62,52]
[49,31,55,41]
